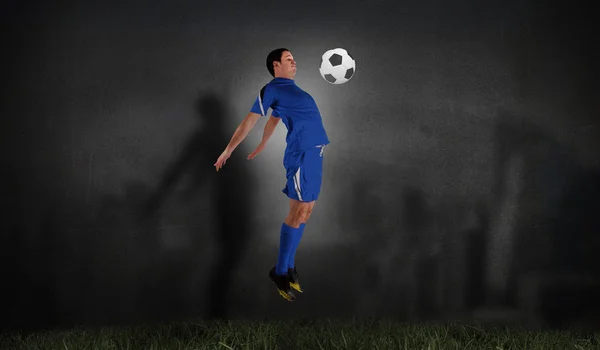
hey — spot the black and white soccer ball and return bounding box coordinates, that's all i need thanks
[319,48,356,85]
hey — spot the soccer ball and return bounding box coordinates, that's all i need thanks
[319,48,356,85]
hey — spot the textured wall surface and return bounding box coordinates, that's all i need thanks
[2,0,598,331]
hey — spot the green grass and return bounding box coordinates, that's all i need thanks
[1,319,599,350]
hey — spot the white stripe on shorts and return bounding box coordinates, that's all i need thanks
[293,167,303,201]
[316,144,325,157]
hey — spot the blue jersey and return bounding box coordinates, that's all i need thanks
[250,77,330,153]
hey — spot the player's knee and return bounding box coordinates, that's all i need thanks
[287,215,304,228]
[297,206,310,222]
[299,201,316,223]
[304,208,313,223]
[287,203,310,227]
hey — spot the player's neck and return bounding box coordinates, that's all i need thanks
[274,74,294,80]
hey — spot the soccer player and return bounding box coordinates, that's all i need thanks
[213,48,330,301]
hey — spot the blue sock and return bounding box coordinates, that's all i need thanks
[287,223,305,269]
[275,223,299,276]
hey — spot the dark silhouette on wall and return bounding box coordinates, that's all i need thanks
[480,111,600,330]
[144,91,254,320]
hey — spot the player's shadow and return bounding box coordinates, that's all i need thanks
[143,91,254,320]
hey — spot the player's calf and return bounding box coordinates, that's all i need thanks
[284,200,315,293]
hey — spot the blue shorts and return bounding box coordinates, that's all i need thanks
[282,145,326,202]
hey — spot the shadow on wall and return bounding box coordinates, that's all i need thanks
[3,102,599,331]
[141,91,256,322]
[484,110,600,330]
[337,108,600,330]
[0,90,256,332]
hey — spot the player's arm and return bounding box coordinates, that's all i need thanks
[215,84,276,170]
[214,112,261,171]
[224,112,261,154]
[248,115,279,160]
[260,115,280,145]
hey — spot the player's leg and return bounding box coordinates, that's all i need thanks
[287,200,315,269]
[270,146,325,300]
[269,150,309,301]
[269,198,312,301]
[285,145,325,292]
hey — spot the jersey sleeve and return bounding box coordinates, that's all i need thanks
[249,84,277,116]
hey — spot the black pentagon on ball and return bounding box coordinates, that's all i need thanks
[328,53,342,66]
[324,74,336,83]
[345,67,354,79]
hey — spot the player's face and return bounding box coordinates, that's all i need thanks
[276,51,296,78]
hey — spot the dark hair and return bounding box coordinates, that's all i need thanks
[266,48,289,77]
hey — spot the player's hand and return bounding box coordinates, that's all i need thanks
[247,142,266,160]
[214,149,231,171]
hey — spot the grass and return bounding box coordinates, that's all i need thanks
[1,319,599,350]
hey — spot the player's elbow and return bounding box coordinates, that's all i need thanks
[268,115,280,125]
[243,112,261,128]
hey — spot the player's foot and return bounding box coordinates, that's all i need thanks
[269,267,296,301]
[288,267,303,293]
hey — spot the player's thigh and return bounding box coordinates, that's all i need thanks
[289,198,314,213]
[283,146,324,204]
[282,150,305,201]
[300,146,324,200]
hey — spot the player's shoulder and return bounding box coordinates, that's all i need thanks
[264,78,280,89]
[259,79,279,98]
